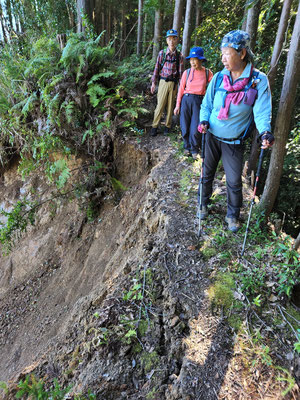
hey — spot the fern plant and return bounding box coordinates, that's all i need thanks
[60,32,114,82]
[0,200,36,254]
[24,37,61,87]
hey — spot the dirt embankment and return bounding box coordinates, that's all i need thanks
[0,133,298,399]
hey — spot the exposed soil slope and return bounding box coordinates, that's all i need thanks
[0,131,299,399]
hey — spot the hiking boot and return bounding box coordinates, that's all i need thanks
[183,149,190,156]
[225,216,239,233]
[192,153,199,160]
[164,127,170,135]
[197,206,208,220]
[150,127,158,137]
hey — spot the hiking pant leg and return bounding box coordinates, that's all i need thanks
[180,95,192,151]
[165,82,177,128]
[152,80,169,128]
[189,96,202,154]
[221,142,244,219]
[198,132,221,205]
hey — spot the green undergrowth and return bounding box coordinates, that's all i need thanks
[205,226,299,396]
[175,148,300,393]
[201,205,299,394]
[0,32,152,254]
[0,375,95,399]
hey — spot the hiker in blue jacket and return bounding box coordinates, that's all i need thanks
[198,30,274,233]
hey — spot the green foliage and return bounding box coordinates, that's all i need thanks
[60,32,114,81]
[270,233,300,297]
[237,263,266,296]
[294,329,300,354]
[119,315,138,345]
[123,283,143,301]
[24,37,61,86]
[193,0,245,72]
[60,100,79,125]
[89,327,110,346]
[12,92,39,118]
[202,246,218,260]
[85,201,98,222]
[16,375,72,400]
[47,159,71,189]
[276,125,300,236]
[111,177,127,192]
[0,200,36,254]
[14,373,95,400]
[252,294,262,307]
[0,381,8,394]
[86,83,108,107]
[140,351,160,374]
[208,272,235,309]
[276,367,296,397]
[115,54,154,90]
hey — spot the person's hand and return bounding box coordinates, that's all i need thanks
[198,121,209,134]
[174,106,180,115]
[261,132,274,149]
[150,82,156,94]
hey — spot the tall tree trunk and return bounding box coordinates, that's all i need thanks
[137,0,143,55]
[194,0,201,45]
[245,0,261,50]
[77,0,94,33]
[182,0,193,59]
[268,0,293,90]
[101,9,105,45]
[0,4,7,43]
[65,0,75,29]
[173,0,184,33]
[77,0,87,33]
[142,12,148,53]
[113,15,117,50]
[293,232,300,251]
[94,0,102,34]
[241,3,248,31]
[6,0,13,33]
[259,1,300,217]
[107,7,111,44]
[122,7,127,58]
[152,8,163,61]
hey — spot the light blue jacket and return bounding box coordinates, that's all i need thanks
[200,63,272,144]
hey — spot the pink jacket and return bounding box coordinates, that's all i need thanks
[176,68,213,109]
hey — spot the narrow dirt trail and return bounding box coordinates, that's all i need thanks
[0,131,296,399]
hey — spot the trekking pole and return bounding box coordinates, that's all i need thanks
[241,147,265,256]
[197,133,206,237]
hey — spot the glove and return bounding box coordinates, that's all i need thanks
[260,131,274,146]
[198,121,209,133]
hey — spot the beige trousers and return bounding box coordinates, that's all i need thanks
[152,79,177,129]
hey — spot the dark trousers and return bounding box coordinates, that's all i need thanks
[199,132,244,218]
[180,94,203,154]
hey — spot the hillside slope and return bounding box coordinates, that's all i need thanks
[0,131,299,399]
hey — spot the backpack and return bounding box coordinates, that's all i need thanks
[213,69,260,142]
[159,48,180,81]
[185,67,209,89]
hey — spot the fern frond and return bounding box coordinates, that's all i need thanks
[117,108,138,118]
[88,71,114,84]
[86,84,107,107]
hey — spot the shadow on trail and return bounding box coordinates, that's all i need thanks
[194,319,236,399]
